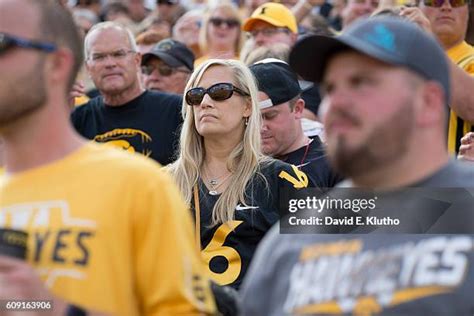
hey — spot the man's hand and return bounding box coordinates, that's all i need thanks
[458,132,474,162]
[399,6,433,33]
[173,14,200,48]
[68,81,86,109]
[0,255,67,316]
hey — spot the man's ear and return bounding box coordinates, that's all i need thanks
[46,48,74,93]
[134,52,142,68]
[85,57,92,75]
[291,33,298,45]
[415,81,445,127]
[293,98,306,119]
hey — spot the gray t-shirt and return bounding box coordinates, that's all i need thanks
[240,231,474,316]
[240,161,474,315]
[337,159,474,188]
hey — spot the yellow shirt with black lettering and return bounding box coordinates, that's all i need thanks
[0,143,215,316]
[447,41,474,154]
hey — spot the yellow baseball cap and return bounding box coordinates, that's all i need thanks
[242,3,298,34]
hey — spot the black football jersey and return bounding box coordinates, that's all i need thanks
[71,90,182,165]
[193,159,309,290]
[279,136,343,189]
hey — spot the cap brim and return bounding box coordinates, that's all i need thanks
[289,35,349,83]
[141,51,182,67]
[290,33,408,83]
[243,16,296,33]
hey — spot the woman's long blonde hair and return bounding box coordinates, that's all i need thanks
[167,59,269,226]
[199,1,245,57]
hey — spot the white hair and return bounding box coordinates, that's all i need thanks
[83,21,138,60]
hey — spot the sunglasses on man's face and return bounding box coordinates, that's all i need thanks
[185,82,249,106]
[0,32,57,55]
[423,0,468,7]
[209,17,240,28]
[141,64,190,76]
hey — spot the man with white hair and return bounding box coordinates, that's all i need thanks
[71,22,182,165]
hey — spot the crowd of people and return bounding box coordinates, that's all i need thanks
[0,0,473,315]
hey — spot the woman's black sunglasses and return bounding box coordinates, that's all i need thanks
[185,82,249,106]
[209,18,240,28]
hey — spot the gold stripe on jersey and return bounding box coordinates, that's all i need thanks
[447,43,474,154]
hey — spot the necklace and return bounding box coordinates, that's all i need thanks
[203,165,232,195]
[279,138,314,166]
[298,138,314,166]
[207,173,232,195]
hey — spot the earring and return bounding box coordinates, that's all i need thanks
[245,117,249,126]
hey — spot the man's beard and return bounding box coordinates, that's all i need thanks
[329,100,414,179]
[0,57,47,127]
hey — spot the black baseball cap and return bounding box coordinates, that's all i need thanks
[289,17,450,104]
[142,39,194,72]
[250,58,302,109]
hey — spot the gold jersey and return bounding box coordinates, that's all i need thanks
[447,41,474,154]
[0,143,215,316]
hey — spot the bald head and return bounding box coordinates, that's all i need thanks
[84,22,138,61]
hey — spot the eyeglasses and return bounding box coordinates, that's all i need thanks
[185,82,249,106]
[247,28,290,38]
[209,17,240,28]
[423,0,468,7]
[0,32,57,55]
[141,64,190,76]
[89,49,136,63]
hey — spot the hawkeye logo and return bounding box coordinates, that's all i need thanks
[0,201,96,288]
[279,165,309,189]
[94,128,153,157]
[284,237,472,316]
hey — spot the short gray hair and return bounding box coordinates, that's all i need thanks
[84,21,138,60]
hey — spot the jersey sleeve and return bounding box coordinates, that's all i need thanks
[131,168,216,315]
[277,162,311,189]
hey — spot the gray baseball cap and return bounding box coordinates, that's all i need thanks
[289,17,450,104]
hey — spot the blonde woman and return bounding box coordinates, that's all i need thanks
[194,2,244,66]
[168,59,309,289]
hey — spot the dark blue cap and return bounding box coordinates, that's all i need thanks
[289,17,450,104]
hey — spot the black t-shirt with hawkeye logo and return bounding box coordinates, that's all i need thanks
[193,159,310,290]
[71,90,182,165]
